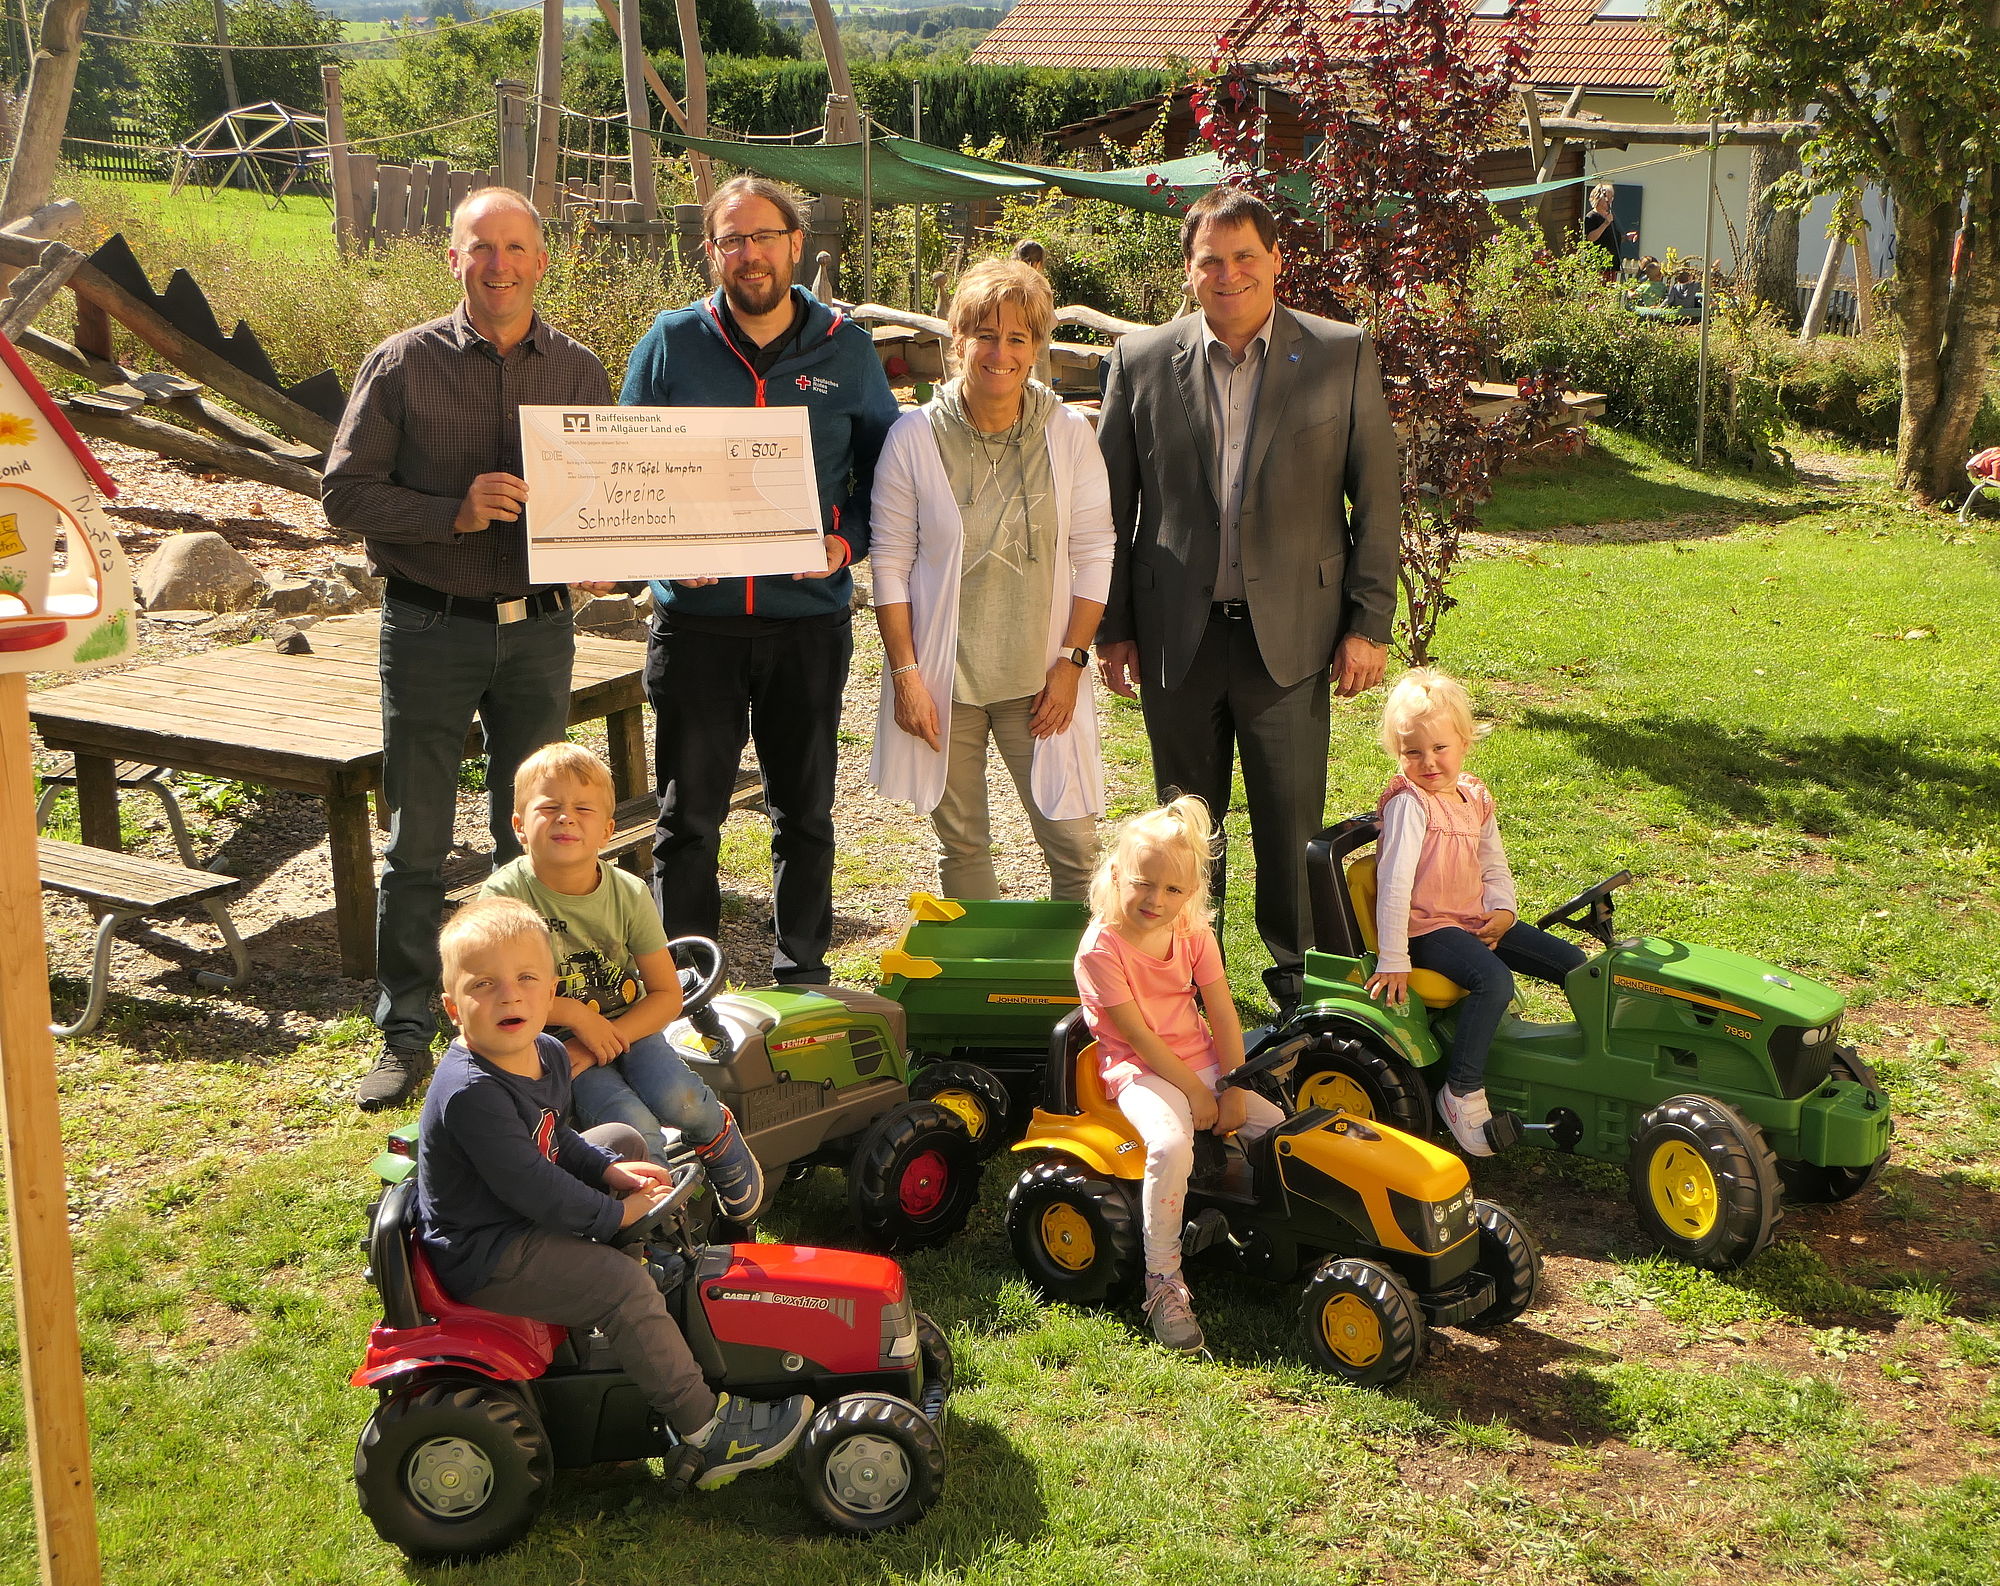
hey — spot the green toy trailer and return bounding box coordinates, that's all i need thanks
[876,893,1089,1131]
[1286,816,1893,1269]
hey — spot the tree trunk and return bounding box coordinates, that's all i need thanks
[1,0,90,227]
[1894,183,2000,503]
[1742,116,1802,329]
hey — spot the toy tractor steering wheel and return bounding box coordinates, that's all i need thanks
[1534,872,1633,948]
[612,1156,705,1248]
[1219,1032,1311,1107]
[667,936,725,1017]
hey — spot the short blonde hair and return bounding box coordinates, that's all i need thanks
[512,741,615,811]
[948,259,1055,357]
[1379,668,1489,756]
[439,895,551,984]
[1087,794,1217,933]
[1590,183,1615,206]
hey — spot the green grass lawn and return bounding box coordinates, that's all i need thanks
[3,433,1998,1583]
[72,174,339,263]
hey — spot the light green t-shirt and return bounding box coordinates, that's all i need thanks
[480,857,668,1024]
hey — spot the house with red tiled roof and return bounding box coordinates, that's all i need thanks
[975,0,1866,288]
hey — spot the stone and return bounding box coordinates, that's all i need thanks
[272,617,318,654]
[136,531,264,613]
[262,575,318,616]
[141,608,214,627]
[573,593,634,630]
[332,552,384,603]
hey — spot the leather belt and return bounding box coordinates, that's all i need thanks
[1211,599,1251,621]
[385,578,568,625]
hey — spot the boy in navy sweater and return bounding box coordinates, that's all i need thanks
[415,896,809,1486]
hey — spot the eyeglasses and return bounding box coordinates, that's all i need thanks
[708,228,797,257]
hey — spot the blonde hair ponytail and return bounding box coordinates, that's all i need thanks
[1087,794,1218,931]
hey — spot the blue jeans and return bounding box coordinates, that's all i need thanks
[570,1032,728,1169]
[1408,922,1588,1092]
[375,595,574,1053]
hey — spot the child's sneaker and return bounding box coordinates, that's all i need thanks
[695,1108,766,1222]
[1142,1272,1205,1354]
[684,1391,813,1490]
[1439,1086,1495,1157]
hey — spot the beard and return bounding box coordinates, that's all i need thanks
[724,263,791,319]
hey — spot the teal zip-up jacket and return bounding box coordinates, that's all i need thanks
[620,287,900,621]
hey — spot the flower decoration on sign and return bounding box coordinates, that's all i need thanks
[0,412,37,447]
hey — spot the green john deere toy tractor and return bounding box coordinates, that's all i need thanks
[1284,816,1893,1269]
[373,937,1012,1251]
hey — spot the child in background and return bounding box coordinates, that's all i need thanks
[480,742,763,1221]
[1073,796,1286,1354]
[415,897,810,1486]
[1367,669,1587,1157]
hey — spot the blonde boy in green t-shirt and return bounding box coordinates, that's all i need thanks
[481,743,765,1220]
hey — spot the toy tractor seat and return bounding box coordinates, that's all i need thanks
[1044,1007,1121,1122]
[1343,855,1467,1010]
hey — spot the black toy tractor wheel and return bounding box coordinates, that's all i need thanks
[1299,1258,1426,1388]
[793,1393,946,1533]
[1777,1050,1891,1205]
[354,1381,552,1561]
[1463,1199,1543,1329]
[1005,1157,1141,1304]
[914,1311,954,1422]
[1290,1031,1435,1138]
[1628,1095,1783,1270]
[908,1061,1014,1161]
[849,1100,985,1251]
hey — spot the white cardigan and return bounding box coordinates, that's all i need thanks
[868,397,1115,818]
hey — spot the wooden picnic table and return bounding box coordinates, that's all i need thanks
[29,614,649,981]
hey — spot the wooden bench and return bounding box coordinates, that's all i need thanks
[35,755,200,865]
[37,837,252,1038]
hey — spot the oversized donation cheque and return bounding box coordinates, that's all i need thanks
[520,404,825,583]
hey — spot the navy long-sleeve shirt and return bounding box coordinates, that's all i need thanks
[414,1036,623,1298]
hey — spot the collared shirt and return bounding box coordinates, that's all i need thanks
[1199,309,1274,603]
[719,288,806,379]
[322,302,613,600]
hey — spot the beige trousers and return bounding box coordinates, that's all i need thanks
[932,694,1097,901]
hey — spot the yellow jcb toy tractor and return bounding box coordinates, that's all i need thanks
[1003,1011,1542,1387]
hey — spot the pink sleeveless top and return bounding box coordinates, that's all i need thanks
[1377,772,1496,938]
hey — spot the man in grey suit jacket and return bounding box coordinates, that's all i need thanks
[1096,186,1401,1010]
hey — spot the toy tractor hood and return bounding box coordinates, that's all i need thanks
[1608,937,1844,1029]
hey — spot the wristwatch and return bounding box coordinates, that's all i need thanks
[1063,647,1090,668]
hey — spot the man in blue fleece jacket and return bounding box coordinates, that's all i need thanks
[622,176,900,984]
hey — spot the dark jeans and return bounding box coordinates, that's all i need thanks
[646,616,850,984]
[462,1123,716,1436]
[375,594,573,1052]
[1409,922,1588,1091]
[1140,612,1331,1007]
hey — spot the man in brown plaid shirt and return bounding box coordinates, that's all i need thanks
[323,188,615,1110]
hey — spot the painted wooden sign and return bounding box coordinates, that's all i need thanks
[0,332,127,674]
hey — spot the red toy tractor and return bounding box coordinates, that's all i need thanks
[351,1157,953,1560]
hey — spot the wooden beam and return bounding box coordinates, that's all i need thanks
[0,230,338,450]
[589,0,689,133]
[56,400,324,496]
[1516,117,1810,146]
[0,671,105,1586]
[0,239,82,341]
[530,0,563,216]
[672,0,710,202]
[0,0,89,227]
[0,197,84,240]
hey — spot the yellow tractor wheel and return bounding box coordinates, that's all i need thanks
[1298,1258,1424,1387]
[1627,1095,1781,1271]
[1005,1159,1139,1304]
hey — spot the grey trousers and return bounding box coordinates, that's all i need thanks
[932,694,1097,901]
[462,1123,715,1436]
[1139,612,1331,1005]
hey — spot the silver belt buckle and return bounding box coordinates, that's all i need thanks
[494,596,530,624]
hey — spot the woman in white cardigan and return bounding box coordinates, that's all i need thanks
[869,259,1115,900]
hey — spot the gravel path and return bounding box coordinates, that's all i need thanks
[37,443,1131,1064]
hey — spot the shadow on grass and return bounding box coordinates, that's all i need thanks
[1523,709,2000,840]
[1482,443,1842,543]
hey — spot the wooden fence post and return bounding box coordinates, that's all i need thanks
[496,79,529,198]
[322,65,355,255]
[349,150,378,252]
[530,0,563,217]
[617,0,656,223]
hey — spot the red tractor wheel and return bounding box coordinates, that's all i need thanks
[848,1100,984,1251]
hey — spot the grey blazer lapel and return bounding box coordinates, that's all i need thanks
[1170,320,1221,510]
[1243,306,1304,490]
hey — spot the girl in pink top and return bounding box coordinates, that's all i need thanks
[1074,796,1284,1354]
[1367,669,1586,1157]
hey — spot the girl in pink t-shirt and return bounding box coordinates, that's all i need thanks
[1367,669,1586,1158]
[1073,796,1284,1354]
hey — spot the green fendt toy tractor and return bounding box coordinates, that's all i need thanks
[1005,1011,1543,1388]
[373,936,1011,1251]
[1282,816,1893,1269]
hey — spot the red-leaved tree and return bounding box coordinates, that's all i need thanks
[1190,0,1551,661]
